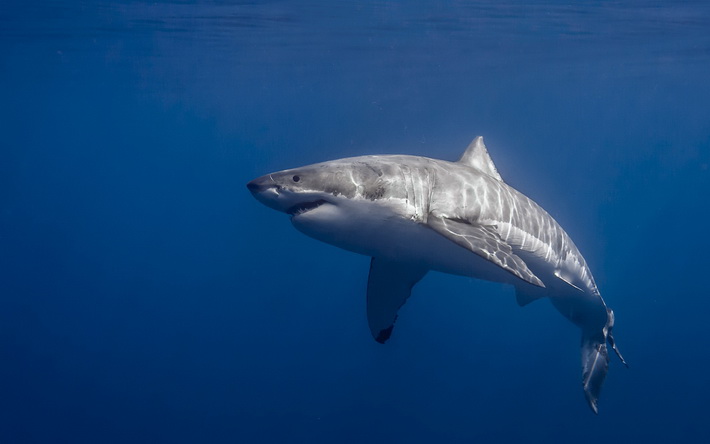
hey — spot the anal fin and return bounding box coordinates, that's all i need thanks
[515,285,546,307]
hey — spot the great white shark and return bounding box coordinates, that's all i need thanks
[247,137,627,413]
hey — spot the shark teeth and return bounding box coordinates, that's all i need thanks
[286,199,328,216]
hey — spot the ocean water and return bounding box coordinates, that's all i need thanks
[2,1,709,443]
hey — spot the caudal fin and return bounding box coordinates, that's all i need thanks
[581,308,628,414]
[581,332,610,414]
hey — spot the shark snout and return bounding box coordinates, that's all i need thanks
[247,174,291,212]
[246,175,276,195]
[246,179,262,193]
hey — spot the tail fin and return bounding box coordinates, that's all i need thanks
[581,331,609,414]
[581,309,627,414]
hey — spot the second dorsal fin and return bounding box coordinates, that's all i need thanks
[458,136,503,182]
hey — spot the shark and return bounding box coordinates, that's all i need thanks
[247,136,627,413]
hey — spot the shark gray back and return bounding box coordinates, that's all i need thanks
[247,136,627,413]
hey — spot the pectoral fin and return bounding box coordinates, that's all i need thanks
[427,216,544,288]
[367,257,427,344]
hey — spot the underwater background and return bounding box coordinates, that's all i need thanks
[2,1,710,443]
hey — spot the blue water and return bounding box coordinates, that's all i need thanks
[2,1,709,442]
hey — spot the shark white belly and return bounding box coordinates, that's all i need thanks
[247,136,627,413]
[291,197,518,284]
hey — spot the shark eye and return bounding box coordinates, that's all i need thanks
[292,175,300,182]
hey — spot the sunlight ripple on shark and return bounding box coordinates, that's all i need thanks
[247,137,627,413]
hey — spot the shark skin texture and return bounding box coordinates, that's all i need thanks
[247,136,627,413]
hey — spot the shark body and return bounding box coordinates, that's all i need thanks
[247,137,626,413]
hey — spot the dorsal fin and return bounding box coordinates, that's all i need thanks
[458,136,503,181]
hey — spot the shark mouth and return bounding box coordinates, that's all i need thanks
[286,199,328,216]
